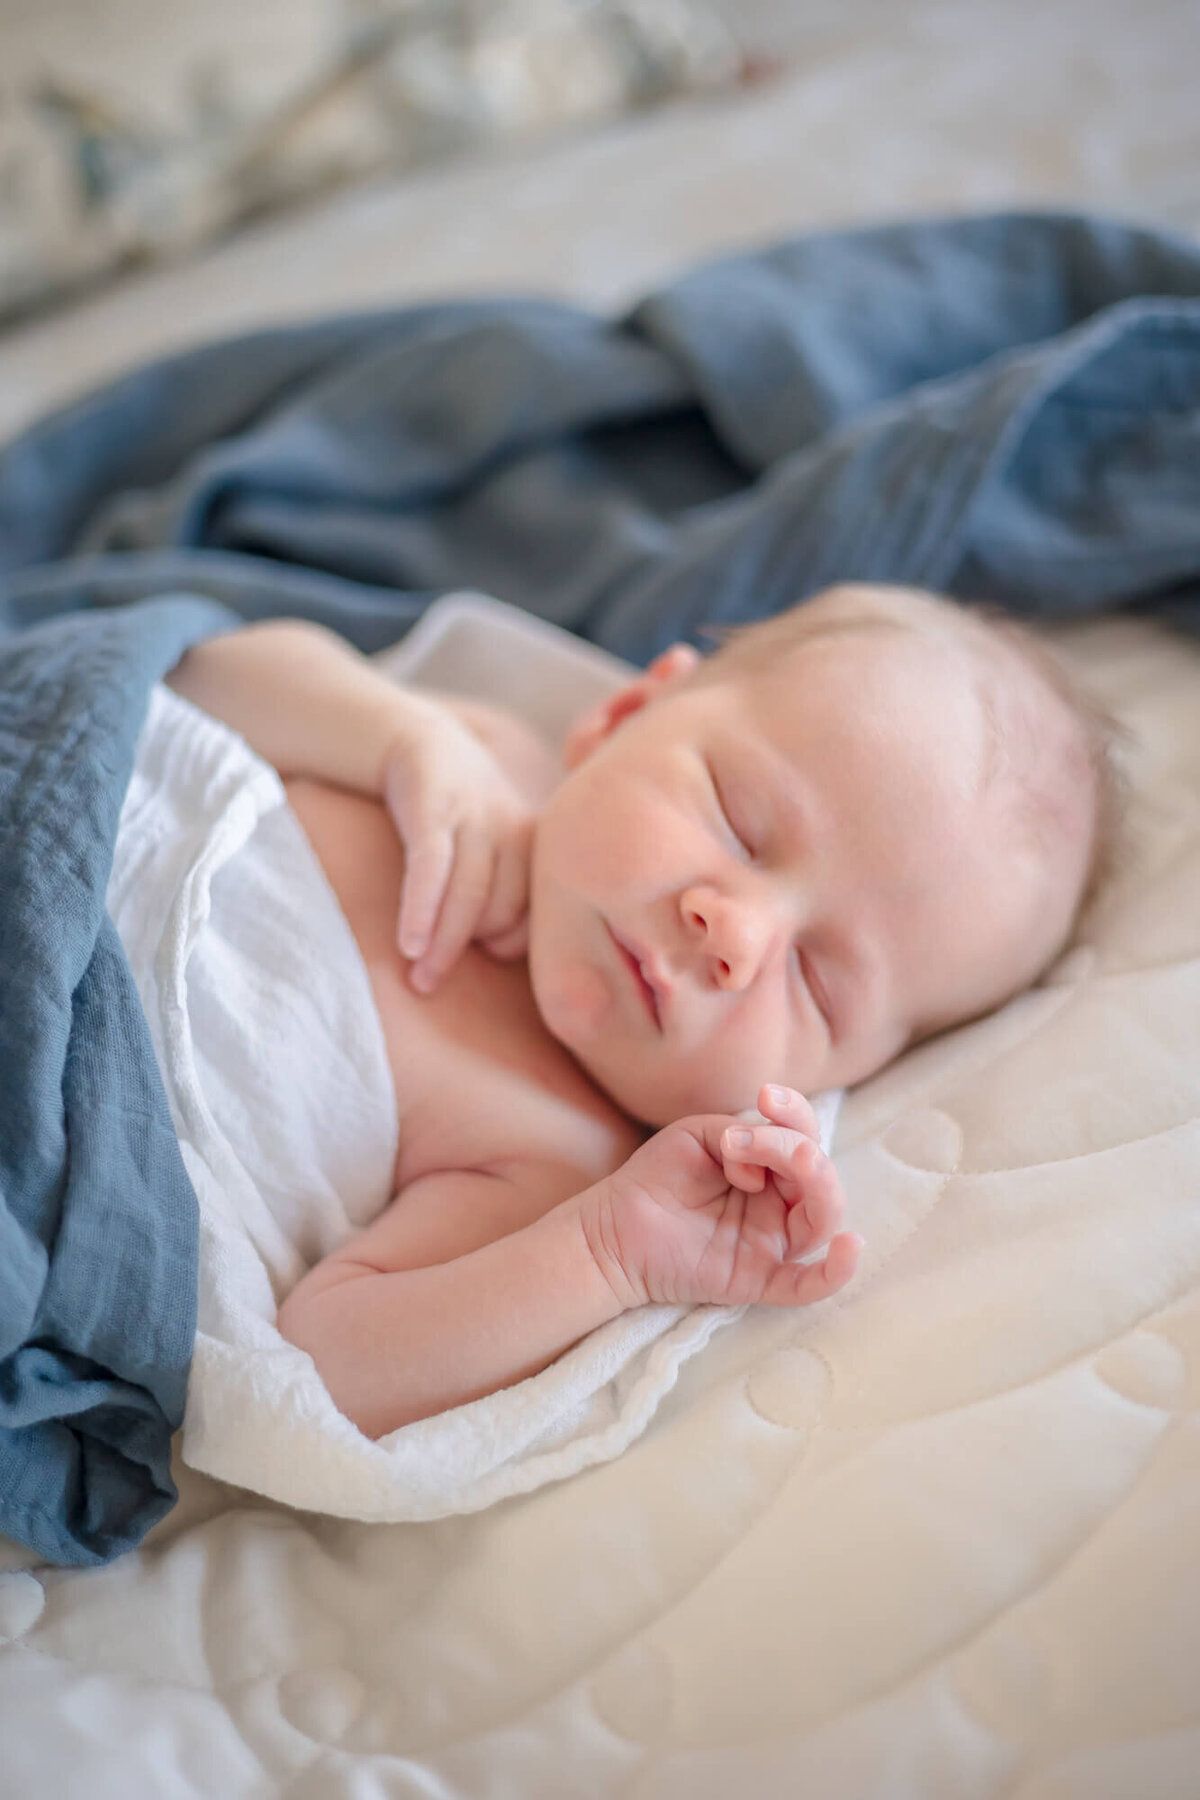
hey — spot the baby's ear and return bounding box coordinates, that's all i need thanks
[563,644,701,769]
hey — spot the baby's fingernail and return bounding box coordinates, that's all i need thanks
[766,1085,792,1107]
[724,1127,753,1149]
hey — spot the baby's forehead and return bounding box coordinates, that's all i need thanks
[689,629,993,827]
[732,604,1058,730]
[732,617,982,723]
[717,618,1086,845]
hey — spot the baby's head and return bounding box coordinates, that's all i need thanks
[528,583,1117,1126]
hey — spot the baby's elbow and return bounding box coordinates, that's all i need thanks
[275,1287,333,1392]
[275,1277,424,1440]
[274,1288,309,1356]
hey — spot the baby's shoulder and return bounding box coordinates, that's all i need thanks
[435,693,561,805]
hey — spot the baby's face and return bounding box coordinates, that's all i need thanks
[528,628,1081,1126]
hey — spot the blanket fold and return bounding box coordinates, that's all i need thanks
[0,598,235,1565]
[2,206,1200,1562]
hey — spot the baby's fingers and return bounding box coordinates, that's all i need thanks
[719,1122,825,1202]
[409,831,494,992]
[785,1152,843,1258]
[396,825,455,961]
[481,916,529,961]
[719,1119,844,1256]
[760,1230,862,1308]
[756,1083,822,1144]
[476,828,532,953]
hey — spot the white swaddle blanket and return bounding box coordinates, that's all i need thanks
[108,595,840,1521]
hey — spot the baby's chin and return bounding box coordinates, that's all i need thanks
[560,1032,759,1128]
[571,1025,904,1125]
[577,1059,678,1128]
[528,992,712,1124]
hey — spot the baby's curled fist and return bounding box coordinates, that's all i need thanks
[577,1084,862,1311]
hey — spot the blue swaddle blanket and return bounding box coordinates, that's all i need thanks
[2,207,1199,1564]
[0,598,234,1565]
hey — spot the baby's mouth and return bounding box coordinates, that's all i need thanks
[606,924,664,1031]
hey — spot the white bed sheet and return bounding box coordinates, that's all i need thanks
[3,6,1200,1795]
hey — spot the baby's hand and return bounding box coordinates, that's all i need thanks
[578,1084,861,1311]
[382,701,537,992]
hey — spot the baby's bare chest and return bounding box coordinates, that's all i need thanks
[283,778,642,1191]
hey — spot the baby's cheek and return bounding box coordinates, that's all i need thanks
[532,951,614,1050]
[719,1007,811,1103]
[553,779,673,897]
[559,965,613,1037]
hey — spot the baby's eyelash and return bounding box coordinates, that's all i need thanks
[708,763,751,854]
[795,946,833,1034]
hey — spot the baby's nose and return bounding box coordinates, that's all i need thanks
[680,884,767,990]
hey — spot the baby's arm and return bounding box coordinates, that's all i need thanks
[167,618,440,794]
[277,1086,860,1438]
[166,618,551,985]
[167,619,555,801]
[277,1167,626,1438]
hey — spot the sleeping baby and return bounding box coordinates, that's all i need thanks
[162,582,1114,1440]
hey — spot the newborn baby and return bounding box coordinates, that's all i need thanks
[164,582,1111,1439]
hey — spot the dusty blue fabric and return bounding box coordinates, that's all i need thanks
[0,597,236,1565]
[3,210,1200,661]
[1,207,1199,1564]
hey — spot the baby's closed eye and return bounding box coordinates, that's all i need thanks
[706,760,755,858]
[794,946,834,1035]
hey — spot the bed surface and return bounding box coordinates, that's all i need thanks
[3,5,1200,1795]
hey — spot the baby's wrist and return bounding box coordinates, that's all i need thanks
[570,1184,649,1313]
[371,691,449,796]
